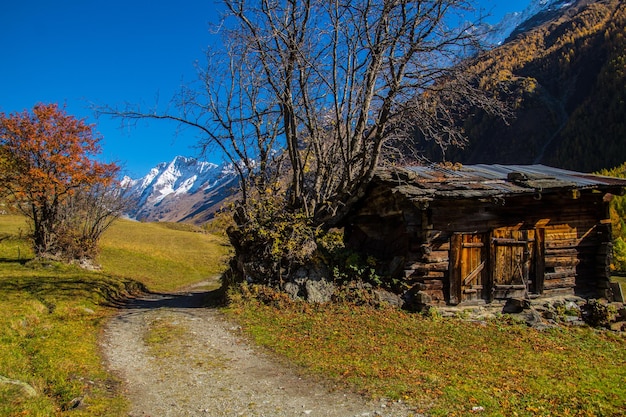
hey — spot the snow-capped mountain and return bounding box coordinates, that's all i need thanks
[122,156,238,223]
[483,0,579,46]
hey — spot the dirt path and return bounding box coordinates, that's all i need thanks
[100,283,418,417]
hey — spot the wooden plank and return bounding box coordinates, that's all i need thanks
[463,261,485,286]
[449,234,462,305]
[489,234,496,302]
[494,284,527,290]
[462,242,484,248]
[535,228,545,294]
[493,238,533,245]
[543,276,576,289]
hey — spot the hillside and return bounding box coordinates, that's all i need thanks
[416,0,626,173]
[122,156,237,224]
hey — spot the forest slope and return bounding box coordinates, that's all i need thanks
[418,0,626,173]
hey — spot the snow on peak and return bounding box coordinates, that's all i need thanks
[483,0,576,46]
[122,156,237,219]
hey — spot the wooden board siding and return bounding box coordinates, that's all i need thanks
[346,181,615,306]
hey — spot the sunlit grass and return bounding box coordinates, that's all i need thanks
[0,254,135,415]
[99,219,231,292]
[0,214,230,416]
[612,275,626,298]
[227,294,626,417]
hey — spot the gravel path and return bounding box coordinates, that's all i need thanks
[100,283,418,417]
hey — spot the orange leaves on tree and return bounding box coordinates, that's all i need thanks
[0,103,118,201]
[0,103,120,256]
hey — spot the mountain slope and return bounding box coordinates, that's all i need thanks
[484,0,580,46]
[418,0,626,172]
[122,156,237,224]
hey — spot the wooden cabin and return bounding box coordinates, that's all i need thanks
[344,164,626,307]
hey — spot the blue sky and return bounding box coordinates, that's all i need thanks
[1,0,530,178]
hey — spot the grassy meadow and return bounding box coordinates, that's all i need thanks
[99,220,231,292]
[0,215,229,416]
[1,213,625,416]
[227,292,626,417]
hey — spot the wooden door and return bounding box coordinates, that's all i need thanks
[450,233,487,304]
[490,229,536,299]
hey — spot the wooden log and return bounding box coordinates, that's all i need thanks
[544,231,578,240]
[405,261,449,272]
[544,270,577,280]
[433,241,451,251]
[545,239,578,249]
[543,277,576,290]
[423,251,449,263]
[423,289,445,304]
[543,288,575,297]
[544,257,580,268]
[545,248,578,256]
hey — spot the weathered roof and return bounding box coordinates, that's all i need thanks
[376,164,626,201]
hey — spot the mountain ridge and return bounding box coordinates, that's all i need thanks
[122,156,237,224]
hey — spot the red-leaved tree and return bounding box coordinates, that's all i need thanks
[0,103,121,260]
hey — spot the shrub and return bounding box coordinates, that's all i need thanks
[581,299,618,327]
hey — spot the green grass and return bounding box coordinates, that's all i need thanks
[3,212,625,416]
[0,214,230,416]
[227,292,626,417]
[612,275,626,299]
[98,220,231,292]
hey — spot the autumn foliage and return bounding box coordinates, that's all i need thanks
[0,103,121,260]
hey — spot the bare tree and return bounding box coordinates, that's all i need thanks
[98,0,506,282]
[56,182,132,261]
[216,0,502,225]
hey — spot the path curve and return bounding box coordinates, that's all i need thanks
[100,285,417,417]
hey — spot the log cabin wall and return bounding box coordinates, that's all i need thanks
[346,183,614,306]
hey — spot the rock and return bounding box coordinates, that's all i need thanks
[304,279,335,303]
[502,298,528,314]
[610,321,626,332]
[373,289,404,308]
[0,375,37,397]
[523,309,543,327]
[67,396,84,409]
[412,290,432,305]
[284,282,302,300]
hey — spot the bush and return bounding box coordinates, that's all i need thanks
[227,196,317,287]
[581,299,618,328]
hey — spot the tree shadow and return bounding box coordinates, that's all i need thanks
[0,273,147,310]
[0,259,227,310]
[0,257,30,265]
[120,287,227,310]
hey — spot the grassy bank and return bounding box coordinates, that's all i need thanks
[3,212,625,416]
[99,220,231,292]
[227,291,626,417]
[0,215,229,416]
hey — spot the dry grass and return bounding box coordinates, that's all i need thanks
[227,291,626,417]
